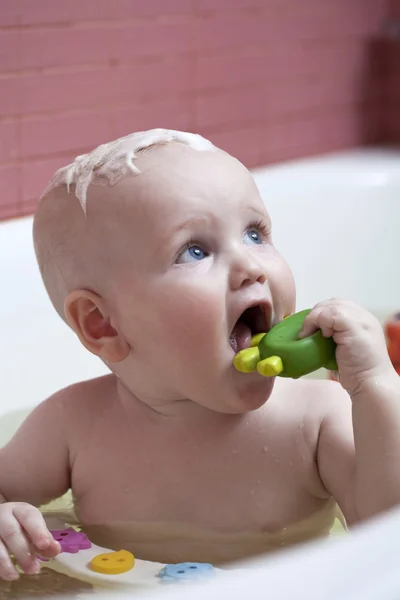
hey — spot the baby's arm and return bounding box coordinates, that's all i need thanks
[301,300,400,524]
[0,390,70,504]
[0,390,71,579]
[317,375,400,524]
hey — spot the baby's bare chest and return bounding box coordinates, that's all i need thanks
[71,411,322,531]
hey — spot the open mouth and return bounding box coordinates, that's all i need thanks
[229,305,269,354]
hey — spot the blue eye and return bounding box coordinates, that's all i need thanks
[178,244,208,263]
[245,229,263,245]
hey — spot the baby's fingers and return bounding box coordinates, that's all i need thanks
[12,505,60,557]
[299,306,329,338]
[0,513,40,576]
[0,539,20,581]
[299,301,348,339]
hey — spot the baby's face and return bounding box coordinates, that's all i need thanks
[95,144,295,413]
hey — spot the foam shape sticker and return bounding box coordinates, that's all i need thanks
[50,528,92,554]
[158,562,215,582]
[90,550,135,575]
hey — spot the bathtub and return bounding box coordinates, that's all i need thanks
[1,148,400,439]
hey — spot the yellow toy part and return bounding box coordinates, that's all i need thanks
[257,356,284,377]
[90,550,135,575]
[233,346,260,373]
[250,333,266,347]
[233,334,267,373]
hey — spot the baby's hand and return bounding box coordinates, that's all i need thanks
[0,502,60,580]
[300,299,393,397]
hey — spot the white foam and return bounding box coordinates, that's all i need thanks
[42,129,216,213]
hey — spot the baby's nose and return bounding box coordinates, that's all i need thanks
[229,252,267,290]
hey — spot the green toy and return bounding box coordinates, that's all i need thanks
[233,309,338,379]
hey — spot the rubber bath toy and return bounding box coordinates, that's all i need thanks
[233,309,338,379]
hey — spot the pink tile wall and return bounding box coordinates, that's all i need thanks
[376,39,400,142]
[0,0,390,220]
[378,0,400,141]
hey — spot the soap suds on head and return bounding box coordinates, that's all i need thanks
[42,129,217,213]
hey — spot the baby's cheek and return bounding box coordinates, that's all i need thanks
[175,297,218,338]
[164,291,222,348]
[267,253,296,318]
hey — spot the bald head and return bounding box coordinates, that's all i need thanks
[33,185,90,319]
[33,129,218,319]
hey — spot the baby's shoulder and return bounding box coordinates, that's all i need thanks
[43,374,117,425]
[291,376,345,401]
[296,377,349,413]
[265,377,349,435]
[57,373,115,400]
[274,376,346,406]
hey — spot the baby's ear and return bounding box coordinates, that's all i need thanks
[64,290,129,362]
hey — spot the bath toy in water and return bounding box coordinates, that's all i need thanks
[158,562,215,582]
[90,550,135,574]
[50,529,91,553]
[233,309,338,378]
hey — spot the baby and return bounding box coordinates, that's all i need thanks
[1,129,400,581]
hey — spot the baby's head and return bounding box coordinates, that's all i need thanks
[33,129,295,414]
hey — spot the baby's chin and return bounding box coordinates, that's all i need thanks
[226,372,276,414]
